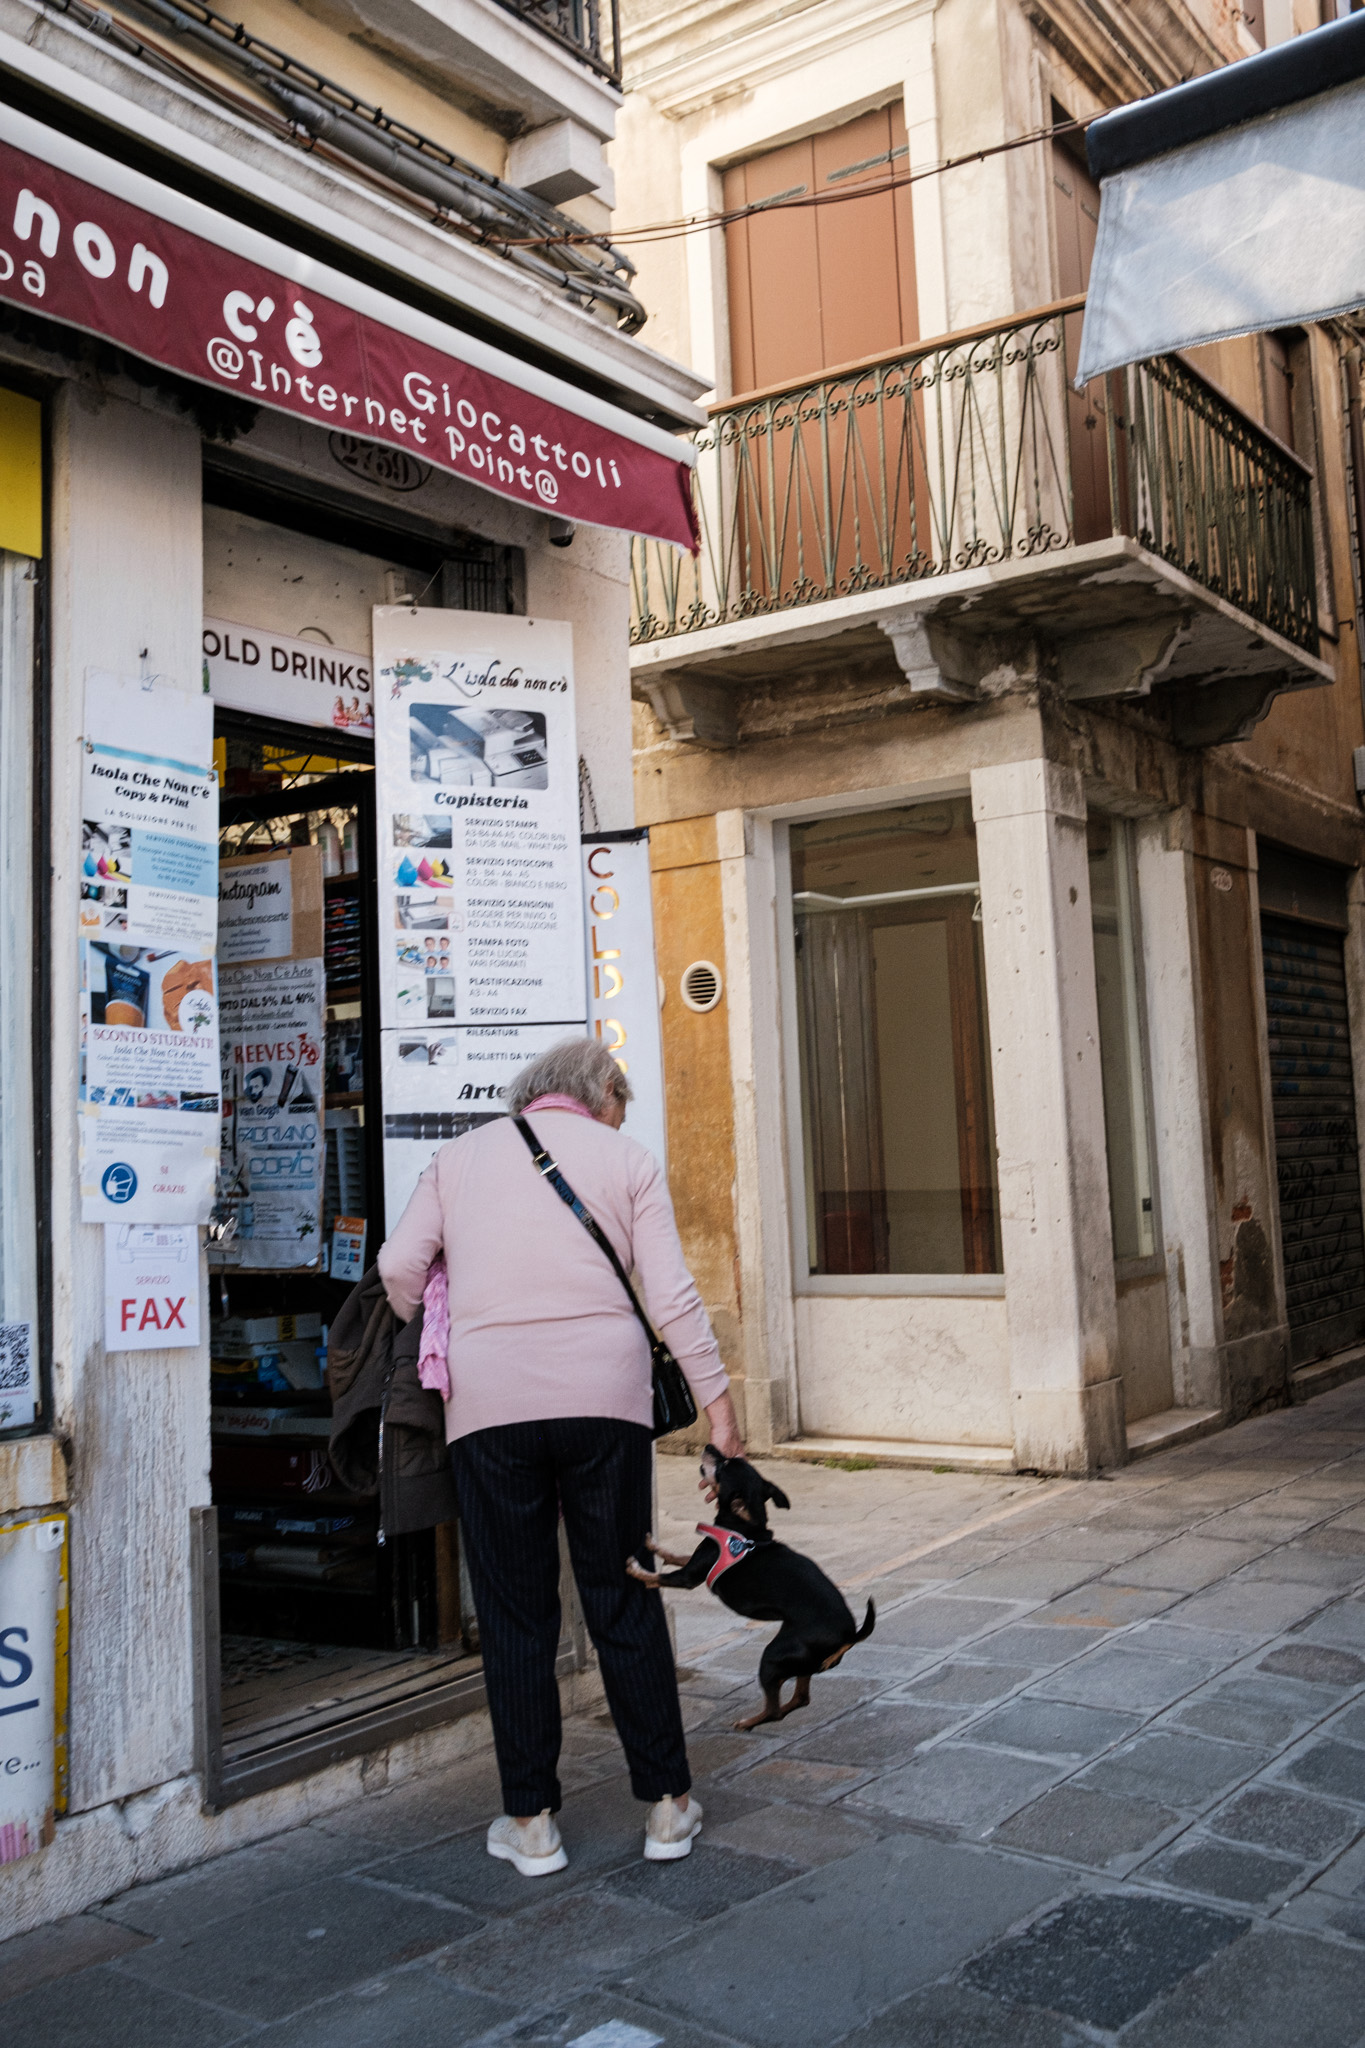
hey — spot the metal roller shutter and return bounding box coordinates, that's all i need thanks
[1262,913,1365,1364]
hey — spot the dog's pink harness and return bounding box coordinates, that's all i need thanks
[696,1521,755,1590]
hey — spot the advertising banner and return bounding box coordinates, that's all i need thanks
[215,958,326,1270]
[79,675,220,1224]
[0,110,698,551]
[373,609,587,1222]
[583,831,668,1168]
[0,1514,69,1866]
[203,618,374,736]
[103,1224,201,1350]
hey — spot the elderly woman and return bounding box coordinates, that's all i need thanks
[378,1037,742,1876]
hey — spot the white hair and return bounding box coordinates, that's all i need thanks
[505,1035,633,1117]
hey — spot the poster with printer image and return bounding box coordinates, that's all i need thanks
[373,611,585,1033]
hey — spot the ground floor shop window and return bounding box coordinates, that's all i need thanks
[791,798,1000,1276]
[0,546,42,1434]
[1087,813,1157,1262]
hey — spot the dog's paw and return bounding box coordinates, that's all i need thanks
[625,1555,661,1587]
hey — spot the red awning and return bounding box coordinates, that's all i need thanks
[0,106,698,551]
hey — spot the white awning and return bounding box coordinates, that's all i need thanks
[1077,19,1365,384]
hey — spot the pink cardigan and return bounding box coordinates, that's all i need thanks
[378,1111,729,1441]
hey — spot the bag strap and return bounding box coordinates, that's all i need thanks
[512,1114,661,1349]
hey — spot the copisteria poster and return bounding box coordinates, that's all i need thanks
[79,675,221,1224]
[372,609,587,1215]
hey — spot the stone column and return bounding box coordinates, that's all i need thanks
[972,759,1124,1472]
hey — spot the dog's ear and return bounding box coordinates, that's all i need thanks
[763,1479,791,1511]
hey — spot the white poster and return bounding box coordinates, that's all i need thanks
[215,958,326,1269]
[104,1225,201,1350]
[373,611,587,1224]
[0,1324,36,1433]
[0,1515,67,1866]
[583,832,667,1168]
[203,618,374,736]
[79,676,221,1224]
[79,673,219,953]
[381,1022,567,1222]
[219,856,293,964]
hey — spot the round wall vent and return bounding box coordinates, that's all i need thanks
[680,960,723,1013]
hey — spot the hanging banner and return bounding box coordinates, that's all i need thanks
[103,1224,201,1350]
[203,618,374,736]
[79,675,220,1224]
[583,830,668,1168]
[0,110,698,551]
[215,957,326,1270]
[0,1514,69,1866]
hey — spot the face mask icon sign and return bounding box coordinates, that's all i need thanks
[101,1161,138,1205]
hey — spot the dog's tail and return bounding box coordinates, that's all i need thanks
[853,1598,876,1644]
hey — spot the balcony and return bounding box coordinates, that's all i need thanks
[630,297,1330,748]
[493,0,620,83]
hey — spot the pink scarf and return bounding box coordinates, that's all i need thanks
[415,1097,598,1401]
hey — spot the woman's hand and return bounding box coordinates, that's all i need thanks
[704,1391,746,1462]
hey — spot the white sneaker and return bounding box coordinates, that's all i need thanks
[486,1809,568,1877]
[644,1792,703,1861]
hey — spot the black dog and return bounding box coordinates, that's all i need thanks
[627,1445,876,1729]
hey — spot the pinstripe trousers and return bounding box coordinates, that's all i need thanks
[450,1416,691,1815]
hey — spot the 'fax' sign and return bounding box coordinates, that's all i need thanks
[104,1225,201,1350]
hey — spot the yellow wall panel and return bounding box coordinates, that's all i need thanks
[0,389,42,559]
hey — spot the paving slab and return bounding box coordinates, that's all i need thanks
[967,1698,1141,1760]
[1145,1837,1306,1903]
[102,1826,369,1939]
[621,1833,1067,2048]
[1034,1585,1182,1627]
[1035,1646,1219,1711]
[1238,1548,1365,1589]
[1274,1888,1365,1942]
[436,1891,691,2004]
[872,1597,1022,1650]
[1115,1537,1269,1592]
[1159,1579,1330,1637]
[0,1914,152,2001]
[1291,1600,1365,1650]
[1282,1737,1365,1804]
[945,1562,1101,1601]
[732,1758,869,1803]
[1022,1528,1176,1565]
[968,1624,1109,1668]
[990,1785,1179,1869]
[1256,1642,1365,1686]
[249,1968,513,2047]
[1126,1620,1260,1662]
[0,1964,247,2048]
[1207,1785,1359,1861]
[495,1986,750,2048]
[892,1662,1033,1706]
[835,1980,1089,2046]
[855,1743,1060,1831]
[781,1703,958,1768]
[706,1802,878,1868]
[1119,1925,1365,2047]
[1078,1731,1265,1809]
[310,1754,505,1849]
[960,1890,1247,2032]
[116,1874,478,2020]
[602,1842,796,1921]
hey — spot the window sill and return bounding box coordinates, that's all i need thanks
[796,1274,1006,1298]
[0,1436,69,1516]
[1114,1255,1167,1285]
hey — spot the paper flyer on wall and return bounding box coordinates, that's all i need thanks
[380,1022,567,1220]
[79,675,221,1224]
[373,609,587,1221]
[103,1224,201,1350]
[214,958,326,1269]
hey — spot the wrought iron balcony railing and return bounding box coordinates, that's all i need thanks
[631,296,1318,654]
[494,0,621,85]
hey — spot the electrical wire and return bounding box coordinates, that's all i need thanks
[502,113,1100,252]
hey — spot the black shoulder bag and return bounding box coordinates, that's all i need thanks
[513,1114,699,1439]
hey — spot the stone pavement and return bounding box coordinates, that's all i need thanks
[17,1388,1365,2042]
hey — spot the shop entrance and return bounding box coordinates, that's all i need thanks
[195,478,518,1804]
[1260,844,1365,1369]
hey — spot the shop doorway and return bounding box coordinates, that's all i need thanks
[1260,845,1365,1368]
[194,478,529,1804]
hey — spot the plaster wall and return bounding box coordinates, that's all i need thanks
[794,1292,1011,1445]
[1115,1270,1175,1423]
